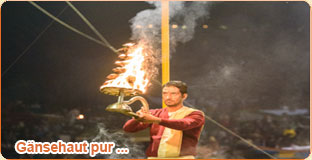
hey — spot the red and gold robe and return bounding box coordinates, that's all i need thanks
[123,106,205,158]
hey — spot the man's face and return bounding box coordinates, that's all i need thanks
[162,86,186,107]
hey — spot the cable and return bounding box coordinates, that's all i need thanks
[183,101,277,159]
[8,2,276,157]
[28,1,108,48]
[65,1,118,53]
[149,77,278,158]
[153,79,276,158]
[2,5,69,77]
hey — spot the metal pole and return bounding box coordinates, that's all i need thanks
[161,0,170,108]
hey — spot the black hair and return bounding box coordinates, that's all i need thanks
[162,80,188,95]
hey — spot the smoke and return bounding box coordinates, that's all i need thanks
[130,1,214,49]
[175,2,310,111]
[130,1,161,47]
[129,2,214,80]
[129,1,309,111]
[169,2,214,50]
[91,123,145,159]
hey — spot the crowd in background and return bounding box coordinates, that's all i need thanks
[2,100,310,159]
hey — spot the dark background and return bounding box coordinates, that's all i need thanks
[1,1,310,159]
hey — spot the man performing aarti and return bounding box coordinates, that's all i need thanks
[99,44,205,159]
[123,81,205,159]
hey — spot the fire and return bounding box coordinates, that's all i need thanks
[100,43,149,94]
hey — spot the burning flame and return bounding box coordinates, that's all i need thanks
[100,43,149,93]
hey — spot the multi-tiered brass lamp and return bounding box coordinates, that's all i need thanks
[100,43,149,118]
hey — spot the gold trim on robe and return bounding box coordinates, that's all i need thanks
[157,106,202,158]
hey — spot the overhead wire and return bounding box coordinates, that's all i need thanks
[28,1,109,49]
[184,100,277,159]
[14,2,277,158]
[154,78,277,158]
[65,1,118,53]
[2,5,69,77]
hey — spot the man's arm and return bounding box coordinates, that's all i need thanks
[123,118,151,132]
[140,111,205,130]
[123,108,160,132]
[159,111,205,130]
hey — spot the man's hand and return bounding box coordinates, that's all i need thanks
[134,107,147,122]
[141,113,161,123]
[134,107,161,124]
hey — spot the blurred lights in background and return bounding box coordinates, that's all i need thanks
[76,114,84,120]
[172,24,178,29]
[134,24,210,29]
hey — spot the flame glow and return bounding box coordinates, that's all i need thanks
[100,43,149,93]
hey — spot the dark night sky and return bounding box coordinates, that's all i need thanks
[2,2,156,108]
[2,1,310,112]
[1,1,310,159]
